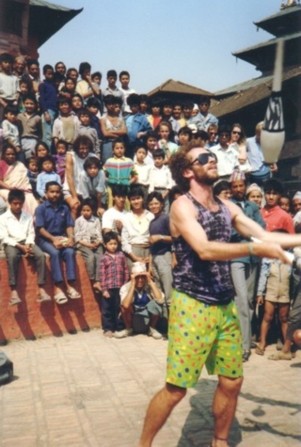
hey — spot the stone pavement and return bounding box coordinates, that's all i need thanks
[0,330,300,447]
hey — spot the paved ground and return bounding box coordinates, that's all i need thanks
[0,329,300,447]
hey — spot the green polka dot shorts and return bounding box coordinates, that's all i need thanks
[166,289,243,388]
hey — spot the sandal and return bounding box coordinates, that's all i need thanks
[67,287,81,299]
[255,345,265,356]
[54,292,68,305]
[37,291,51,303]
[9,292,21,306]
[268,351,293,361]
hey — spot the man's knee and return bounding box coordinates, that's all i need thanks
[218,376,243,397]
[164,383,187,406]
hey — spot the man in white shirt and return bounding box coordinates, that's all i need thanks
[0,189,49,305]
[211,125,239,179]
[102,185,128,238]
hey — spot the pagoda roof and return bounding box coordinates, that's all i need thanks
[147,79,213,97]
[233,31,301,73]
[211,66,301,118]
[29,0,83,48]
[254,5,301,37]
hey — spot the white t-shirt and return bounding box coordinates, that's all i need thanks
[102,207,128,232]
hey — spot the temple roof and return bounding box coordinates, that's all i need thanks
[211,66,301,117]
[29,0,83,47]
[254,5,301,37]
[233,31,301,73]
[147,79,212,98]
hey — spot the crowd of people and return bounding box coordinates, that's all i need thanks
[0,52,300,358]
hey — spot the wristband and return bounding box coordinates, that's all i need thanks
[248,243,254,256]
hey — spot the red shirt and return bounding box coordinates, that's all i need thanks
[261,205,295,233]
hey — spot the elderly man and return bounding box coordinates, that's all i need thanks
[114,262,164,340]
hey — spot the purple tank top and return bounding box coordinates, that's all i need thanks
[172,193,234,305]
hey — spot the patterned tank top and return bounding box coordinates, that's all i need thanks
[172,192,234,305]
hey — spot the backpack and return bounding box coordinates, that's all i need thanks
[0,351,13,385]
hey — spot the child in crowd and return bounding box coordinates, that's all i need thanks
[0,53,19,121]
[100,95,126,163]
[139,95,149,115]
[36,156,61,199]
[279,194,293,215]
[78,108,100,156]
[104,139,137,205]
[17,78,32,113]
[74,198,103,289]
[71,93,84,114]
[213,180,232,200]
[125,93,152,157]
[147,97,162,130]
[58,77,76,101]
[39,64,57,149]
[66,67,78,82]
[148,149,174,213]
[26,157,39,199]
[134,131,159,166]
[255,232,292,356]
[207,123,219,148]
[35,141,50,161]
[95,231,129,337]
[86,97,102,139]
[17,93,42,159]
[134,144,151,200]
[119,70,136,115]
[178,126,193,146]
[76,62,100,103]
[90,72,103,114]
[2,105,21,154]
[157,121,178,162]
[0,189,49,305]
[52,98,80,149]
[53,139,67,183]
[35,181,80,304]
[79,156,106,215]
[103,69,124,101]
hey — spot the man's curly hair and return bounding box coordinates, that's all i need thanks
[169,139,204,192]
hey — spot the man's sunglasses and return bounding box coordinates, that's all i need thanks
[190,151,217,166]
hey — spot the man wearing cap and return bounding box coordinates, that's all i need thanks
[229,170,265,362]
[139,140,301,447]
[115,262,164,340]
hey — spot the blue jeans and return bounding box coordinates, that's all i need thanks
[38,240,76,284]
[100,288,123,332]
[42,109,56,150]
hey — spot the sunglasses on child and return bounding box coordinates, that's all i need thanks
[190,151,217,166]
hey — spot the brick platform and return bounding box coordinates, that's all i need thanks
[0,255,102,343]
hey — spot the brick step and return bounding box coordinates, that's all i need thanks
[0,254,102,343]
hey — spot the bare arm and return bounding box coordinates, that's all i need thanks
[65,152,77,198]
[227,200,301,249]
[170,196,288,263]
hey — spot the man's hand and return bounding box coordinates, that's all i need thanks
[256,295,264,305]
[44,111,51,123]
[102,290,110,299]
[114,219,123,232]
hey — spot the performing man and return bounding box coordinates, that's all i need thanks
[138,140,301,447]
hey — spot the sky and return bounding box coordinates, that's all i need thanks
[39,0,283,94]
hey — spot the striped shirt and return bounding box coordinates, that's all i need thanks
[104,156,136,186]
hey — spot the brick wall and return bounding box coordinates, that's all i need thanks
[0,254,102,343]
